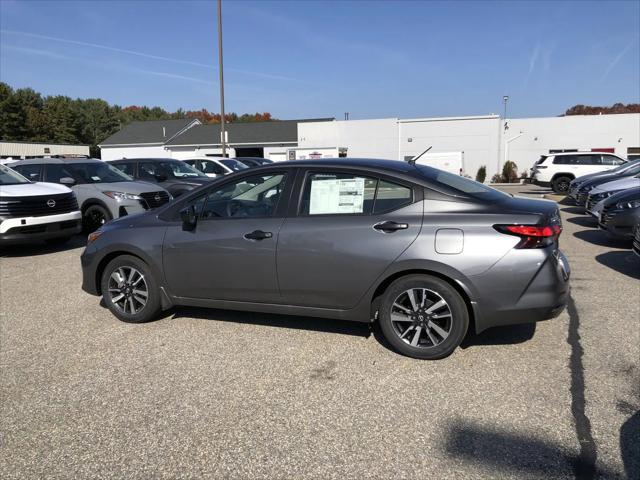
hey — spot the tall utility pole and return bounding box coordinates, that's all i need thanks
[217,0,227,157]
[502,95,509,130]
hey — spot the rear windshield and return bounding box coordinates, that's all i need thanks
[535,155,548,165]
[415,165,509,201]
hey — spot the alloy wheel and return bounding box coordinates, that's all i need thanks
[107,266,148,315]
[390,288,453,348]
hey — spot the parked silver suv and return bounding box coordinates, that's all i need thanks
[12,158,172,231]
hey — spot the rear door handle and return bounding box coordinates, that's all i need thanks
[244,230,273,240]
[373,221,409,233]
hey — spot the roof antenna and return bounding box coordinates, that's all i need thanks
[408,145,432,165]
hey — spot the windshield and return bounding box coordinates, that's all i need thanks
[415,165,509,201]
[0,164,30,185]
[64,162,133,184]
[615,159,640,173]
[221,159,249,172]
[145,161,207,178]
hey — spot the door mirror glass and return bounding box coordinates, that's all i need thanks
[180,205,198,231]
[59,176,76,186]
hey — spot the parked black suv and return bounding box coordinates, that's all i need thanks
[109,158,212,197]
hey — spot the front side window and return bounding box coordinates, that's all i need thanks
[201,161,227,175]
[576,155,601,165]
[220,159,249,172]
[301,172,377,215]
[200,173,287,219]
[601,155,624,166]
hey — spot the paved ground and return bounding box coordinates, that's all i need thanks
[1,184,638,479]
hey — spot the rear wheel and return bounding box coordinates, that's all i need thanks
[100,255,161,323]
[552,176,572,194]
[83,204,112,233]
[378,275,468,360]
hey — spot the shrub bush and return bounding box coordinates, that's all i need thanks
[490,173,503,183]
[502,161,518,183]
[475,165,487,183]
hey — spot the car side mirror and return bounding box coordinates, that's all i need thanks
[180,205,198,231]
[59,177,76,186]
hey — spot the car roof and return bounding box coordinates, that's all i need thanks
[269,157,417,173]
[550,151,622,157]
[109,158,176,163]
[12,157,105,165]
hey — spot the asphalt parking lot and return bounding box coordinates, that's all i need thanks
[1,184,638,479]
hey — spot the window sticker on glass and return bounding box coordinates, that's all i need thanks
[309,177,365,214]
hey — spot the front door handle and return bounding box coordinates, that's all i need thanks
[373,221,409,233]
[244,230,273,241]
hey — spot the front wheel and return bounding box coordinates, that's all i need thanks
[83,204,112,233]
[552,176,572,194]
[100,255,161,323]
[378,275,469,360]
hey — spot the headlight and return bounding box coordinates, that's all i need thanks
[87,228,103,244]
[102,191,142,201]
[583,184,596,192]
[615,199,640,210]
[592,189,621,201]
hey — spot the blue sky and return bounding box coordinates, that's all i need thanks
[1,0,638,120]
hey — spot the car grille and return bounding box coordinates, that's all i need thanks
[576,191,588,206]
[0,193,78,218]
[600,203,616,226]
[633,226,640,256]
[139,191,171,209]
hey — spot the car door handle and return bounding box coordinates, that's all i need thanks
[373,221,409,233]
[244,230,273,240]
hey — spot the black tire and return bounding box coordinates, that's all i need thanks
[100,255,161,323]
[45,236,71,245]
[83,204,112,233]
[552,176,572,194]
[378,274,469,360]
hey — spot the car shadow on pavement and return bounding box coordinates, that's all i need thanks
[459,323,536,349]
[444,420,616,478]
[566,216,597,228]
[171,306,372,338]
[0,234,86,258]
[561,206,587,215]
[573,230,632,249]
[595,251,640,280]
[620,409,640,480]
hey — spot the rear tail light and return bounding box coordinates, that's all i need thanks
[494,224,562,249]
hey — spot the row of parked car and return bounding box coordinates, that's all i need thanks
[0,156,273,246]
[532,152,640,257]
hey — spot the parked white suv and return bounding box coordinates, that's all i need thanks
[531,152,626,194]
[0,164,82,246]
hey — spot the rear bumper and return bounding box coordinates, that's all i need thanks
[0,211,82,245]
[470,248,570,333]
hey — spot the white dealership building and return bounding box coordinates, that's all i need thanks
[100,113,640,180]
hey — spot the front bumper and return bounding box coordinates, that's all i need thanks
[0,211,82,245]
[598,208,639,239]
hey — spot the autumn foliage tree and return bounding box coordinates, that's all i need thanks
[563,103,640,116]
[0,82,277,157]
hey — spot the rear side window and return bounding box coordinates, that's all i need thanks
[45,164,75,183]
[374,180,412,213]
[13,164,42,181]
[300,172,412,215]
[553,155,577,165]
[112,162,136,176]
